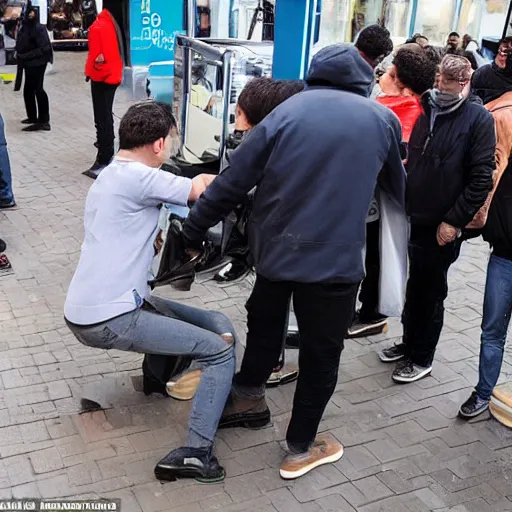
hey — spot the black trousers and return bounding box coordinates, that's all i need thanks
[23,64,49,123]
[91,80,118,165]
[403,225,462,367]
[358,219,382,322]
[235,274,358,452]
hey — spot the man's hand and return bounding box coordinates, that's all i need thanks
[437,222,459,246]
[189,173,216,202]
[95,53,105,64]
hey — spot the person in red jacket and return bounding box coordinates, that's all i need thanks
[84,8,123,179]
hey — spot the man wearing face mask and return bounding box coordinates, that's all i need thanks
[392,54,495,384]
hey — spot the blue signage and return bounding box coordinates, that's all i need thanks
[129,0,186,67]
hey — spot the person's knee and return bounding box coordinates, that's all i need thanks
[210,311,235,336]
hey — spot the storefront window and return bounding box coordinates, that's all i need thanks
[49,0,99,41]
[475,0,509,40]
[313,0,353,49]
[412,0,457,45]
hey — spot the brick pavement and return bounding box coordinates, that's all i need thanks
[1,53,512,511]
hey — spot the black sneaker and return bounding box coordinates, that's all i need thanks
[154,447,225,483]
[22,122,51,132]
[0,199,16,209]
[347,313,388,338]
[459,392,489,419]
[392,359,432,384]
[219,390,271,429]
[21,118,37,124]
[379,343,406,362]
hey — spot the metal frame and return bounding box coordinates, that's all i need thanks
[174,34,233,162]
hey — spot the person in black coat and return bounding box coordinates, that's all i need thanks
[389,54,495,384]
[15,7,53,132]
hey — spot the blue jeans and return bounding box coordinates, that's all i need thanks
[475,255,512,400]
[0,115,14,203]
[66,295,236,449]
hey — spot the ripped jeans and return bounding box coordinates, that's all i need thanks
[65,295,236,449]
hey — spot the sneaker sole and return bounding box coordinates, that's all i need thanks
[379,352,405,363]
[166,369,202,401]
[279,445,344,480]
[154,464,225,483]
[458,402,489,419]
[392,367,432,384]
[266,370,299,388]
[347,321,388,339]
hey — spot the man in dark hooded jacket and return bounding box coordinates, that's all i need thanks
[182,44,406,480]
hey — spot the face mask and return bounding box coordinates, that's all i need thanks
[431,88,462,108]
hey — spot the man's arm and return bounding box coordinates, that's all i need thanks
[379,114,406,210]
[443,111,496,229]
[182,121,275,249]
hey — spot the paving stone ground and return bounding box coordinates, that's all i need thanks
[1,53,512,512]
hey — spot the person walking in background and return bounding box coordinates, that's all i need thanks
[391,55,495,383]
[15,6,52,132]
[0,113,15,209]
[349,48,438,341]
[83,8,124,179]
[459,53,512,419]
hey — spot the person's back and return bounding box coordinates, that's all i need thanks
[213,44,404,284]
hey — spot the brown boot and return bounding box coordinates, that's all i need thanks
[280,435,344,480]
[219,389,271,429]
[166,333,234,401]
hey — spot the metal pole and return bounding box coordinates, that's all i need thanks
[503,0,512,39]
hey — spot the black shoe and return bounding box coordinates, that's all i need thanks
[213,259,251,282]
[347,312,388,338]
[21,118,37,125]
[459,392,489,419]
[0,238,6,253]
[0,199,16,209]
[82,161,107,180]
[22,122,51,132]
[219,390,271,429]
[154,447,225,483]
[379,342,406,363]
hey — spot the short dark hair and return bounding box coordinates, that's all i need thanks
[393,48,437,95]
[237,78,305,126]
[457,49,478,70]
[449,32,460,38]
[423,44,444,66]
[119,101,176,150]
[355,24,393,61]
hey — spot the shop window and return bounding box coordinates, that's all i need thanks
[48,0,99,41]
[474,0,509,40]
[412,0,457,45]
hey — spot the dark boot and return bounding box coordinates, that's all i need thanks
[219,389,271,429]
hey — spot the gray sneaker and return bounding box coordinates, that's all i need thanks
[459,392,489,419]
[379,343,406,362]
[392,359,432,383]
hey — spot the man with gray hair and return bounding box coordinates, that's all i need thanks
[389,54,496,383]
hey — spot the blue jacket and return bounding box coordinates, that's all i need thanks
[183,44,406,284]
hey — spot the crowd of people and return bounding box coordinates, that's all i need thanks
[1,15,511,486]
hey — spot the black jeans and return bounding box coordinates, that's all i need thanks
[91,80,118,165]
[403,225,462,367]
[23,64,49,123]
[358,219,382,322]
[235,274,358,452]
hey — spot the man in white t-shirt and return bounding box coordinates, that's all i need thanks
[64,101,236,483]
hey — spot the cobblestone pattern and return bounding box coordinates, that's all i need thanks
[0,53,512,511]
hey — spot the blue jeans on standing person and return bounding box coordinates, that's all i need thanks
[66,295,236,448]
[475,254,512,400]
[0,114,14,203]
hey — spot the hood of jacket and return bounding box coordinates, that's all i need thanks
[306,44,373,97]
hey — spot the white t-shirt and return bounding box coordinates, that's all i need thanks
[64,160,192,325]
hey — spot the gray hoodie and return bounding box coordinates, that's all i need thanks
[183,44,406,284]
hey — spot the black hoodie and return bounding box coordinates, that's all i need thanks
[183,44,405,284]
[15,15,53,68]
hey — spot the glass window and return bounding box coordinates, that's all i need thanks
[477,0,509,40]
[412,0,457,46]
